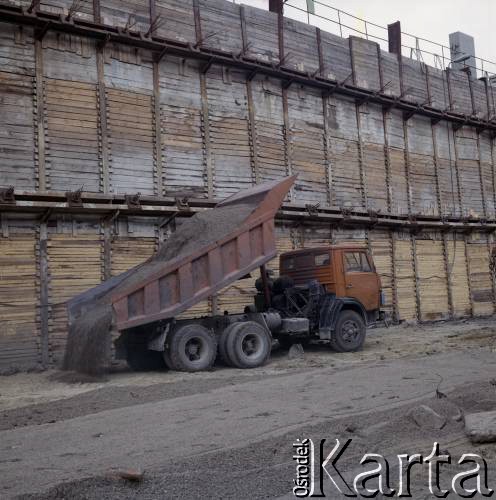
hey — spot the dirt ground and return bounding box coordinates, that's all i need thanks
[1,317,496,499]
[1,316,495,418]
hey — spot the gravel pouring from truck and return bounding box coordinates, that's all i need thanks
[65,176,383,373]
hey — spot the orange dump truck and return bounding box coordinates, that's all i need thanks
[68,176,384,372]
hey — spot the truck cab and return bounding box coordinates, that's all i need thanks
[280,245,382,314]
[264,245,383,352]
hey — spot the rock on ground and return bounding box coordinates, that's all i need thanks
[408,404,447,430]
[465,410,496,443]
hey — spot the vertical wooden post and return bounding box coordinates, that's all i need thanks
[246,80,260,186]
[241,7,260,186]
[276,3,284,64]
[322,94,333,207]
[476,132,488,218]
[200,74,214,199]
[430,122,443,217]
[93,0,101,23]
[491,135,496,214]
[96,45,109,194]
[451,127,465,216]
[390,230,399,322]
[402,120,413,215]
[464,233,475,316]
[349,38,367,210]
[487,234,496,313]
[193,0,202,46]
[34,39,46,192]
[152,59,163,196]
[316,27,324,77]
[282,87,293,201]
[194,0,213,198]
[425,67,442,218]
[38,222,50,367]
[102,218,112,280]
[149,0,156,22]
[319,30,333,207]
[441,232,454,319]
[377,46,392,212]
[410,232,422,322]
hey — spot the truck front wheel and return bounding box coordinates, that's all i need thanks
[166,324,217,372]
[331,310,366,352]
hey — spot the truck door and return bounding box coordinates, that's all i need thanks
[342,250,380,311]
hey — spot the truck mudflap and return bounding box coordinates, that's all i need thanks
[318,295,368,340]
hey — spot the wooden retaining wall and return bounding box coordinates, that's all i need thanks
[0,0,495,369]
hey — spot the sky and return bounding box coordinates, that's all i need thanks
[233,0,495,73]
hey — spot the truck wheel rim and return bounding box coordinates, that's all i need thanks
[341,320,359,343]
[185,338,204,361]
[242,333,261,357]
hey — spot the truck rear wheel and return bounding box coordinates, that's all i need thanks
[225,321,271,369]
[166,324,217,372]
[331,310,366,352]
[218,323,242,367]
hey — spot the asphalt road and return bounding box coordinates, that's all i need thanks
[1,349,495,498]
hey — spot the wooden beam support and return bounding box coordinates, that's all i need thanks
[199,74,214,199]
[410,233,422,322]
[34,39,46,191]
[37,222,50,367]
[152,60,163,196]
[92,0,101,24]
[322,93,334,207]
[246,79,260,185]
[281,86,293,201]
[464,234,475,316]
[476,133,488,219]
[441,232,455,319]
[96,46,110,194]
[390,230,399,322]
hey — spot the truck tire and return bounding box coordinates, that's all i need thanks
[167,324,217,372]
[127,346,167,371]
[330,310,366,352]
[218,323,242,367]
[225,321,271,369]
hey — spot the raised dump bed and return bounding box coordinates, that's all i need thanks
[111,176,296,331]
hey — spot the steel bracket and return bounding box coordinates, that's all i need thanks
[125,193,142,209]
[175,196,190,211]
[66,189,83,207]
[0,186,15,205]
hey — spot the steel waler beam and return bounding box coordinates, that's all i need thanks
[2,191,496,233]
